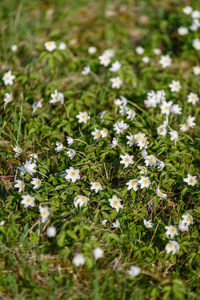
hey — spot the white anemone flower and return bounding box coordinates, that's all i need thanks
[108,195,123,212]
[165,241,180,254]
[120,153,134,168]
[44,41,56,52]
[138,176,151,189]
[55,141,63,152]
[112,220,120,228]
[165,225,178,239]
[2,70,15,85]
[183,174,197,186]
[93,248,104,260]
[101,128,108,138]
[178,220,189,232]
[72,254,85,267]
[13,146,22,157]
[76,111,90,124]
[91,128,101,140]
[64,167,80,183]
[39,206,50,223]
[90,182,103,193]
[66,136,74,146]
[47,226,57,237]
[126,179,138,191]
[14,180,25,192]
[82,64,90,75]
[18,160,36,176]
[187,93,199,105]
[143,220,154,228]
[109,61,121,73]
[128,266,141,277]
[67,149,76,160]
[156,187,167,198]
[21,194,35,208]
[110,76,123,89]
[4,93,13,105]
[159,55,172,68]
[31,178,41,189]
[181,213,193,225]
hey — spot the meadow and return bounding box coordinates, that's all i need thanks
[0,0,200,299]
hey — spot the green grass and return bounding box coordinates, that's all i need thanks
[0,0,200,299]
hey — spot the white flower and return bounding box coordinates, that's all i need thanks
[156,187,167,198]
[160,100,173,115]
[181,213,193,225]
[14,180,25,192]
[177,26,189,36]
[126,134,136,147]
[120,153,134,168]
[143,220,154,228]
[169,130,178,142]
[2,70,15,85]
[178,220,189,232]
[165,241,180,254]
[55,141,63,152]
[156,159,165,171]
[180,123,189,132]
[169,80,182,92]
[119,105,128,116]
[102,219,108,226]
[113,120,129,134]
[190,23,198,31]
[11,44,18,52]
[165,225,178,239]
[128,266,141,277]
[0,221,5,226]
[145,155,157,167]
[186,115,195,128]
[126,109,136,121]
[114,98,122,106]
[142,56,150,63]
[171,104,182,115]
[159,55,172,68]
[13,145,22,157]
[47,226,57,237]
[112,220,120,228]
[103,49,115,58]
[120,96,128,106]
[90,182,103,193]
[101,128,108,138]
[99,54,111,66]
[137,138,149,150]
[182,6,192,15]
[99,110,107,119]
[50,90,64,104]
[91,128,101,140]
[110,76,123,89]
[153,48,161,55]
[64,167,80,183]
[31,178,41,189]
[32,99,43,114]
[137,166,147,175]
[76,111,90,124]
[29,153,38,162]
[187,92,199,105]
[191,10,200,19]
[193,66,200,75]
[136,46,144,55]
[183,174,197,186]
[141,149,147,159]
[72,254,85,267]
[193,38,200,50]
[134,132,146,142]
[39,206,50,223]
[111,137,118,148]
[67,149,76,160]
[44,41,56,52]
[18,160,37,176]
[126,179,138,191]
[108,195,123,212]
[138,176,151,189]
[88,46,97,54]
[74,195,89,208]
[21,194,35,208]
[157,125,167,137]
[109,61,121,72]
[58,42,66,50]
[93,248,104,260]
[4,93,13,105]
[66,136,74,146]
[82,64,90,75]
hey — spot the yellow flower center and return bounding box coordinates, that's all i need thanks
[130,180,136,186]
[70,171,76,177]
[94,183,100,187]
[80,197,87,203]
[189,178,194,184]
[113,200,119,206]
[186,216,191,222]
[124,157,130,162]
[143,179,149,185]
[141,168,146,173]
